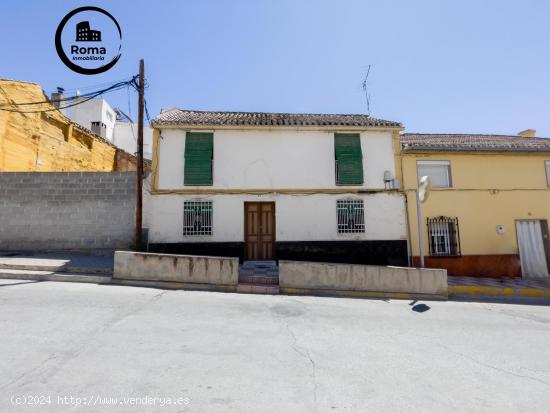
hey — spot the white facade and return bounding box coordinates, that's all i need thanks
[70,98,116,141]
[113,122,153,159]
[149,128,407,245]
[149,192,406,244]
[157,129,397,190]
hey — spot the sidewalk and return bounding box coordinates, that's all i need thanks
[448,276,550,299]
[0,251,113,283]
[0,252,549,301]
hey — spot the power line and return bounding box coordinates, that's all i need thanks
[46,76,136,95]
[0,77,137,111]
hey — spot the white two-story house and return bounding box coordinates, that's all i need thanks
[148,109,408,266]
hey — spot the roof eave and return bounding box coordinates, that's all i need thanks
[401,146,550,154]
[151,122,403,131]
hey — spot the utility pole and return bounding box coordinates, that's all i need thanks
[135,59,144,251]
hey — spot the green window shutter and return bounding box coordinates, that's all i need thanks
[184,132,213,185]
[335,133,363,185]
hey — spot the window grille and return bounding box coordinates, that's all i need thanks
[183,201,212,235]
[427,216,460,256]
[337,199,365,233]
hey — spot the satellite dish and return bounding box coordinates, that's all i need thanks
[418,175,431,203]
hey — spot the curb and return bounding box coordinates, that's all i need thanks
[0,270,110,284]
[109,278,238,293]
[280,287,448,301]
[449,285,550,298]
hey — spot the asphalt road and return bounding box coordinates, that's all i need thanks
[1,279,549,413]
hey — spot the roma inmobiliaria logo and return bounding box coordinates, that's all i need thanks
[55,6,122,75]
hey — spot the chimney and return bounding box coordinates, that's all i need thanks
[50,87,67,115]
[91,121,107,138]
[518,129,536,138]
[50,87,65,108]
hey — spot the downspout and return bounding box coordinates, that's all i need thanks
[400,148,413,267]
[404,190,413,267]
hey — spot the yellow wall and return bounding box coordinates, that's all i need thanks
[402,152,550,256]
[0,79,125,172]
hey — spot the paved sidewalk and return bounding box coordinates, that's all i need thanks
[449,276,550,298]
[0,251,113,274]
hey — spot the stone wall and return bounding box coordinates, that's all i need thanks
[0,172,136,250]
[0,79,136,172]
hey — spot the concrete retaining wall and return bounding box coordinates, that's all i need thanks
[0,172,135,250]
[113,251,239,285]
[279,260,447,297]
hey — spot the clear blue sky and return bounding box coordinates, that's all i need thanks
[1,0,549,135]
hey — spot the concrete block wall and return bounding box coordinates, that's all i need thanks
[0,172,136,250]
[113,251,239,285]
[279,260,448,298]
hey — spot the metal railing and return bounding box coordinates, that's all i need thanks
[427,216,461,256]
[336,199,365,233]
[183,200,213,235]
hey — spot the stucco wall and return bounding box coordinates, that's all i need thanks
[70,98,116,141]
[157,128,396,190]
[113,123,153,159]
[402,152,550,256]
[148,192,407,243]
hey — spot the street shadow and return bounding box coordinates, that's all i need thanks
[409,300,431,313]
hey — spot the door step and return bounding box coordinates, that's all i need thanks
[238,274,279,285]
[237,283,280,295]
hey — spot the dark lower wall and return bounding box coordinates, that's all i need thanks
[276,241,407,266]
[148,242,246,261]
[148,240,408,266]
[412,255,521,278]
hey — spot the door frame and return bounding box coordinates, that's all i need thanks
[244,201,276,260]
[515,218,550,277]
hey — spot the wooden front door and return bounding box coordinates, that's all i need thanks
[244,202,275,260]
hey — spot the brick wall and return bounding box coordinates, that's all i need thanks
[0,172,136,250]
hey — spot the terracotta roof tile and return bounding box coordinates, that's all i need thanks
[401,133,550,152]
[152,109,401,128]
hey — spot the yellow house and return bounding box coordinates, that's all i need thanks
[401,131,550,278]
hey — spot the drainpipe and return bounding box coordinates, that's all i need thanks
[400,151,413,267]
[404,192,413,267]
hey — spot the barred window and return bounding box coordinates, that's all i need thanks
[427,216,460,256]
[183,201,212,236]
[337,199,365,233]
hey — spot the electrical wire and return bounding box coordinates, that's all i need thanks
[0,76,138,113]
[46,76,136,95]
[1,78,135,107]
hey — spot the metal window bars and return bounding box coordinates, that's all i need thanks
[337,199,365,233]
[427,216,460,256]
[183,201,213,235]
